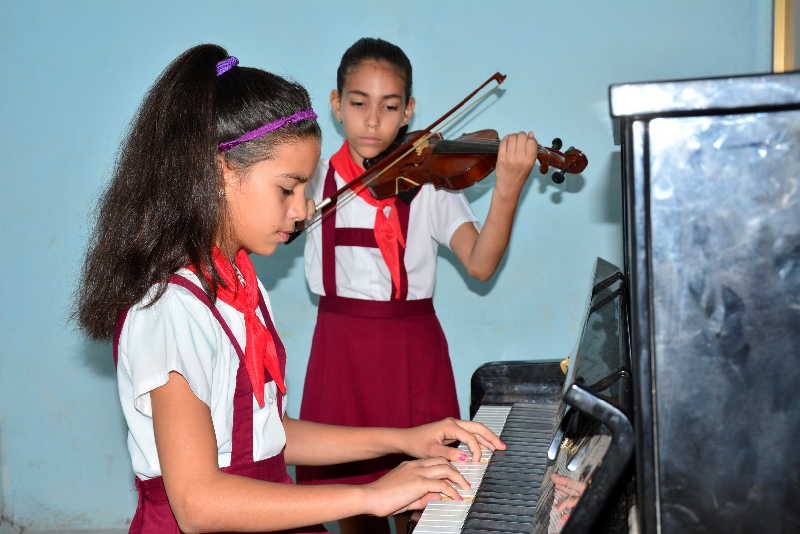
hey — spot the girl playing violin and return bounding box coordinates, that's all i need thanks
[298,37,538,534]
[75,43,504,534]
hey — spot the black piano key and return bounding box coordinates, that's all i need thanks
[476,482,543,494]
[468,491,537,506]
[482,466,547,476]
[469,512,533,525]
[468,503,538,516]
[412,403,563,534]
[462,517,533,533]
[457,404,558,533]
[476,476,546,488]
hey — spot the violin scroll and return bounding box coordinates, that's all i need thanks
[538,138,588,184]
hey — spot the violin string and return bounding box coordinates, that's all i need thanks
[438,138,565,162]
[300,83,502,236]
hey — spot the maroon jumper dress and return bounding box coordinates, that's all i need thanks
[114,274,325,534]
[297,165,460,485]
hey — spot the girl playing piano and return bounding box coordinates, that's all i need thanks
[298,37,537,534]
[75,44,503,534]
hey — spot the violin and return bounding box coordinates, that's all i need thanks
[362,128,587,200]
[287,72,587,243]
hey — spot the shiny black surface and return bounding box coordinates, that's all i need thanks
[469,360,564,418]
[611,71,800,534]
[468,259,634,534]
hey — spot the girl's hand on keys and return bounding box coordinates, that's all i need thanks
[400,417,506,463]
[363,457,469,516]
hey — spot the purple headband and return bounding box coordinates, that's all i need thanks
[217,109,318,152]
[216,56,238,76]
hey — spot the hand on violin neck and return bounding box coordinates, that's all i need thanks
[494,131,538,200]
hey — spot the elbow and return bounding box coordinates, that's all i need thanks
[466,265,495,281]
[170,490,216,534]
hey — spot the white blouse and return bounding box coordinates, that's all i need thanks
[304,159,478,300]
[116,268,286,480]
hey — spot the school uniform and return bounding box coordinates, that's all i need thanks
[115,268,324,533]
[298,150,478,485]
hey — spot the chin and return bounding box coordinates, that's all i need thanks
[354,145,385,160]
[252,243,279,256]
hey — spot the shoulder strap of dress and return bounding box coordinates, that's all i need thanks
[113,275,247,366]
[168,273,256,465]
[321,163,338,297]
[255,289,286,416]
[167,274,246,360]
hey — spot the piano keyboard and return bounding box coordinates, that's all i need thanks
[414,403,559,534]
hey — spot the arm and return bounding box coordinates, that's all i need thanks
[450,131,537,281]
[283,416,505,467]
[152,372,469,533]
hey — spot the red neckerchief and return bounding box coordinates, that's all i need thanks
[331,141,406,299]
[190,247,285,407]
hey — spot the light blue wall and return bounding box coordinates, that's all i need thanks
[0,1,771,530]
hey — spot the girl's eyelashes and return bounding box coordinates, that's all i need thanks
[347,101,400,112]
[279,186,293,197]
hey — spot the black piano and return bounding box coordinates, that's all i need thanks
[413,71,800,534]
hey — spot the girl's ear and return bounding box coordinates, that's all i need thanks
[217,155,237,194]
[402,96,416,126]
[330,90,342,122]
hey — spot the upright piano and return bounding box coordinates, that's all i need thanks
[413,71,800,533]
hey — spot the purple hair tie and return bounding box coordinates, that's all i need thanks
[218,109,318,152]
[216,56,239,76]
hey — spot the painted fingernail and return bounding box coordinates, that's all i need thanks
[458,453,467,461]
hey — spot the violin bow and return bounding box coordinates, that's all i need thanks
[287,72,507,243]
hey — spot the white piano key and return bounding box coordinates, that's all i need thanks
[414,405,512,534]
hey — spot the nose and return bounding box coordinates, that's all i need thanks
[289,192,307,222]
[366,104,379,129]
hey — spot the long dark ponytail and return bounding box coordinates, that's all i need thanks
[76,44,319,339]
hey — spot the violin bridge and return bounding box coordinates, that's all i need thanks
[413,138,429,156]
[395,176,421,195]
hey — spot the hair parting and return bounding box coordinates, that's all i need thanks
[337,37,413,100]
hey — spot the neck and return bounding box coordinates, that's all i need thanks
[215,240,239,264]
[347,142,366,168]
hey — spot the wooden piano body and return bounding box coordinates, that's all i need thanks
[414,71,800,534]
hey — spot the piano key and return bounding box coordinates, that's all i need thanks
[414,405,513,532]
[414,403,559,534]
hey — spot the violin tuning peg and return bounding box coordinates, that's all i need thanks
[552,171,565,184]
[550,138,563,151]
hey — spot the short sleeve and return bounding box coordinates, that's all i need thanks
[428,188,479,249]
[119,285,221,417]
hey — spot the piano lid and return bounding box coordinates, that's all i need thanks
[563,258,631,417]
[608,70,800,144]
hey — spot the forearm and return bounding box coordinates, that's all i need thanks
[464,187,522,280]
[171,471,367,533]
[283,416,405,467]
